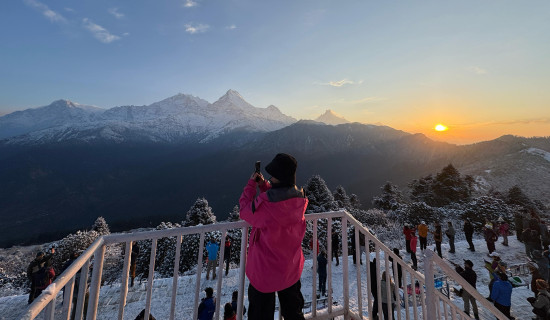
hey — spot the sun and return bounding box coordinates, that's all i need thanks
[434,124,448,132]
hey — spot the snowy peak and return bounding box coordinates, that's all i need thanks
[0,90,298,144]
[315,109,350,125]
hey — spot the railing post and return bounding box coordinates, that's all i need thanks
[237,226,248,320]
[327,218,333,314]
[118,241,132,320]
[86,244,106,320]
[170,235,183,320]
[423,250,437,320]
[342,217,349,319]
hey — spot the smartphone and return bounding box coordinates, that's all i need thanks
[255,161,261,181]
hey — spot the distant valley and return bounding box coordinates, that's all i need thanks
[1,91,549,248]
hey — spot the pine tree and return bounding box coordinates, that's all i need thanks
[333,185,351,210]
[372,182,404,211]
[183,198,217,227]
[349,194,361,210]
[462,196,514,231]
[305,175,338,213]
[506,185,535,211]
[155,222,181,277]
[91,216,110,236]
[432,164,472,206]
[227,205,240,222]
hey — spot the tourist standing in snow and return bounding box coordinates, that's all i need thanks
[380,271,396,320]
[498,217,509,246]
[27,248,54,304]
[205,240,220,280]
[331,232,340,266]
[410,231,418,270]
[317,250,328,297]
[514,212,524,242]
[130,242,139,287]
[223,302,236,320]
[239,153,307,320]
[403,224,414,254]
[464,219,475,251]
[483,221,497,254]
[458,259,479,320]
[528,279,550,320]
[446,222,456,253]
[432,222,443,258]
[417,221,428,251]
[198,287,216,320]
[528,262,545,296]
[389,248,403,288]
[231,290,246,316]
[490,272,513,318]
[224,237,231,276]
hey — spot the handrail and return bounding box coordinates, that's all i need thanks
[22,210,491,320]
[428,251,509,320]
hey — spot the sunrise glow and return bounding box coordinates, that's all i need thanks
[435,124,448,132]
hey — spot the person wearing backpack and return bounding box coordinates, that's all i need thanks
[198,287,216,320]
[528,279,550,320]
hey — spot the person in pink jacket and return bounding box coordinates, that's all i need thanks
[410,230,418,270]
[239,153,308,320]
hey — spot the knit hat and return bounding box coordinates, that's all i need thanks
[464,259,474,268]
[537,279,549,290]
[265,153,297,186]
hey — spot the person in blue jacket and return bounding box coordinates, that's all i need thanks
[205,240,220,280]
[490,272,512,318]
[198,287,216,320]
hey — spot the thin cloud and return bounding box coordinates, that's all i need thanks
[449,118,550,128]
[82,18,121,43]
[24,0,67,23]
[226,25,237,30]
[64,8,75,13]
[317,79,362,87]
[467,66,488,75]
[108,8,125,19]
[183,0,198,8]
[184,23,209,34]
[347,96,387,104]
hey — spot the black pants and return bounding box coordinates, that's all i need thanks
[248,280,305,320]
[419,237,427,250]
[405,240,411,253]
[332,248,339,265]
[319,273,326,295]
[494,302,511,318]
[410,252,417,269]
[225,258,230,275]
[435,242,442,258]
[466,234,475,250]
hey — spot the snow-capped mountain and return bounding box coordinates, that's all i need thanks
[0,100,104,140]
[0,90,297,144]
[315,109,350,125]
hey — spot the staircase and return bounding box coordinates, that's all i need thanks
[21,210,509,320]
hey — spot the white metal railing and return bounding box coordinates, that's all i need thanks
[21,210,510,320]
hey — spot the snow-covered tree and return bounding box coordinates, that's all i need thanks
[183,198,217,227]
[506,185,536,212]
[349,194,361,210]
[333,185,351,211]
[432,164,472,206]
[51,230,101,273]
[305,175,338,213]
[91,216,110,236]
[155,222,181,277]
[372,182,405,211]
[227,205,240,222]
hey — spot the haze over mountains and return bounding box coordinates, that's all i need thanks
[0,90,549,248]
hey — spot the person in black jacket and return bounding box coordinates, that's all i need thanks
[389,248,403,288]
[317,250,328,296]
[130,242,140,287]
[370,258,379,320]
[464,220,475,252]
[458,260,479,320]
[331,233,340,266]
[224,237,232,276]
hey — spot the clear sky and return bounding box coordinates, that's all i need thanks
[1,0,549,144]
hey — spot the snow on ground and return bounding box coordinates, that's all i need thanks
[524,147,550,162]
[0,237,537,320]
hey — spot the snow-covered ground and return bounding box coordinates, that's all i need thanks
[0,237,537,320]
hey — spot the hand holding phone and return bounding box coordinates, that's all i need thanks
[255,161,261,181]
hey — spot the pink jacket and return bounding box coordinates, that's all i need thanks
[239,179,308,293]
[499,223,509,236]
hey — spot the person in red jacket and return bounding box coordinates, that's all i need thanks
[239,153,308,320]
[403,224,415,254]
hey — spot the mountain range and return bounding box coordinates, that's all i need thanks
[0,90,549,248]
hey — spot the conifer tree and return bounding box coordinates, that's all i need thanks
[333,185,351,210]
[372,182,404,211]
[183,198,217,227]
[91,216,110,236]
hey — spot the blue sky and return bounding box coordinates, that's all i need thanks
[1,0,549,143]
